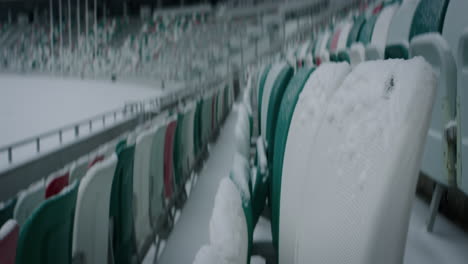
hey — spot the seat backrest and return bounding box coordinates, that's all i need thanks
[133,128,155,253]
[0,198,16,227]
[14,181,45,227]
[149,122,167,227]
[45,172,69,198]
[329,25,343,53]
[109,142,135,264]
[368,4,399,58]
[257,64,271,135]
[270,67,316,250]
[290,59,435,264]
[409,0,449,40]
[347,16,366,48]
[278,63,351,263]
[358,14,379,45]
[260,62,290,148]
[186,106,197,170]
[174,111,188,188]
[201,96,212,145]
[164,120,178,199]
[72,154,118,264]
[385,0,421,59]
[193,100,203,157]
[316,30,332,59]
[336,20,354,52]
[16,181,79,264]
[0,219,19,264]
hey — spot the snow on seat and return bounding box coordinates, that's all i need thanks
[278,63,351,262]
[408,0,452,189]
[164,119,178,199]
[261,62,294,157]
[290,58,435,264]
[235,103,252,159]
[109,140,136,264]
[256,64,271,136]
[349,14,379,66]
[385,0,421,59]
[269,66,316,249]
[149,121,167,228]
[441,0,468,196]
[193,245,230,264]
[316,30,332,64]
[16,181,79,264]
[133,127,155,255]
[335,20,354,56]
[0,198,16,228]
[0,219,19,264]
[365,3,399,60]
[45,172,69,198]
[13,180,45,227]
[209,169,252,264]
[72,154,118,264]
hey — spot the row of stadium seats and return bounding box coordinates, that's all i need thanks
[0,83,235,264]
[288,0,468,231]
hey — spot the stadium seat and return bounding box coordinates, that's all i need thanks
[193,100,203,158]
[72,154,118,264]
[287,59,435,263]
[385,0,421,59]
[235,103,252,159]
[256,64,271,136]
[365,3,399,60]
[16,181,79,264]
[346,16,366,48]
[0,198,16,227]
[278,63,350,262]
[164,119,178,199]
[109,140,136,264]
[14,181,45,226]
[335,19,354,56]
[185,107,196,175]
[149,122,167,228]
[69,157,90,183]
[349,12,379,65]
[45,172,70,198]
[133,128,155,254]
[0,219,19,264]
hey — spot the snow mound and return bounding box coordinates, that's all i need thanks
[193,245,230,264]
[209,177,248,263]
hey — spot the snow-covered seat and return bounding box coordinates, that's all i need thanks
[193,245,230,264]
[315,30,331,64]
[338,16,366,63]
[72,154,118,264]
[277,63,351,262]
[45,172,69,198]
[14,180,45,227]
[0,219,19,264]
[16,181,79,264]
[284,58,435,263]
[365,3,399,60]
[385,0,421,59]
[256,64,272,136]
[174,105,196,193]
[133,128,156,256]
[407,0,453,231]
[349,13,379,66]
[109,140,136,264]
[149,121,167,229]
[334,20,354,60]
[0,198,16,228]
[235,103,252,159]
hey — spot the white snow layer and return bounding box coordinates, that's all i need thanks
[193,245,230,264]
[290,58,436,264]
[209,177,248,264]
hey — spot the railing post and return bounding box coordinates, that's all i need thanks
[8,147,12,164]
[36,138,40,153]
[59,130,63,144]
[89,120,92,131]
[75,125,79,138]
[102,116,106,126]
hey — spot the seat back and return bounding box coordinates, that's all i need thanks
[366,4,399,60]
[358,15,379,45]
[174,111,188,188]
[186,106,197,170]
[45,172,69,198]
[270,67,316,250]
[336,20,354,52]
[164,120,178,199]
[109,142,136,264]
[16,181,79,264]
[346,16,366,48]
[385,0,421,59]
[0,219,19,264]
[291,59,435,264]
[150,123,167,226]
[193,100,203,157]
[201,96,212,145]
[278,63,351,263]
[257,64,271,135]
[0,198,16,227]
[72,155,118,264]
[14,181,45,226]
[409,0,449,41]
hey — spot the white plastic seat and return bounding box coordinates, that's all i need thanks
[279,63,351,263]
[133,128,155,254]
[288,59,435,264]
[13,180,45,227]
[72,154,118,264]
[365,4,399,60]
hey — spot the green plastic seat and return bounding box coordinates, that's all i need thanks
[270,67,315,250]
[150,123,167,228]
[346,16,366,48]
[193,100,203,158]
[0,198,16,227]
[109,142,136,264]
[257,65,272,135]
[174,111,188,188]
[16,181,79,264]
[358,15,379,45]
[409,0,449,41]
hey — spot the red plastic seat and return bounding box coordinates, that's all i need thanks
[0,219,19,264]
[45,173,69,198]
[164,120,178,199]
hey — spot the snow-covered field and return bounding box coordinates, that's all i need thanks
[0,74,176,168]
